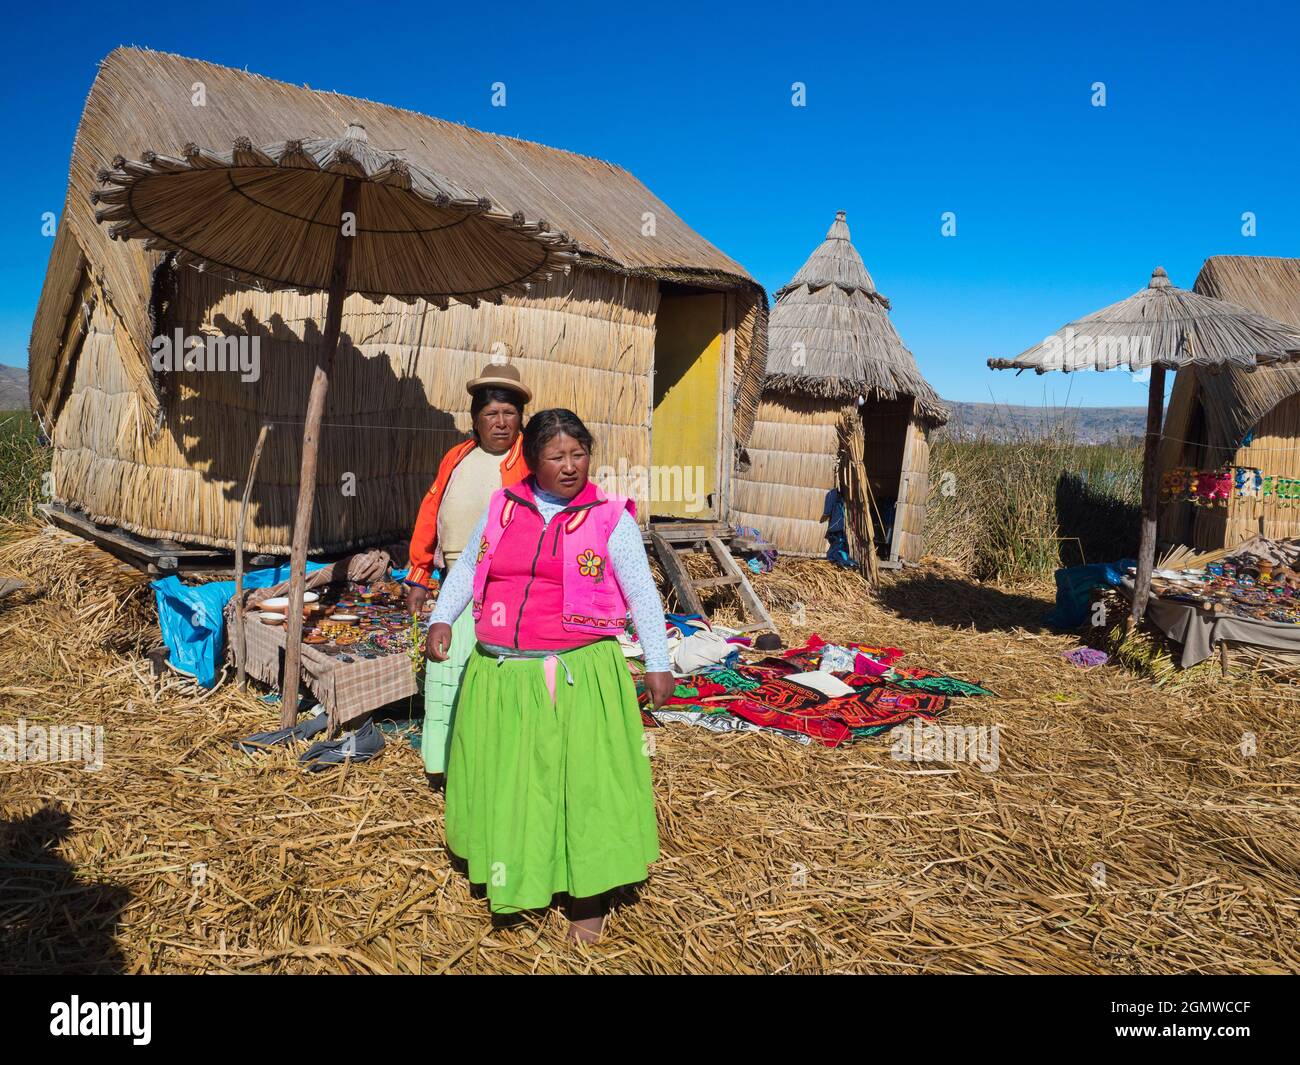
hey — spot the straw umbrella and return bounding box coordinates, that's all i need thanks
[92,123,576,724]
[989,266,1300,625]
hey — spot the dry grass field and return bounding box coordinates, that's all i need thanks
[3,519,1297,974]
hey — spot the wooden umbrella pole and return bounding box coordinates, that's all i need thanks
[234,422,272,689]
[1130,364,1167,627]
[281,178,360,727]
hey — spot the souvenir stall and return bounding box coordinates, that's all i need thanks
[228,552,432,733]
[1116,536,1300,668]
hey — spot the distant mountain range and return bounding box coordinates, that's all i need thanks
[937,400,1146,444]
[0,365,28,410]
[0,362,1144,443]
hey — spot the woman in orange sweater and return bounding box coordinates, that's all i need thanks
[406,362,530,784]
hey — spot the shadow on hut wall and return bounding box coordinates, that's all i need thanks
[161,301,458,555]
[1055,472,1140,566]
[877,573,1053,633]
[0,806,130,974]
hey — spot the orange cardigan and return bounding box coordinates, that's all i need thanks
[405,435,528,589]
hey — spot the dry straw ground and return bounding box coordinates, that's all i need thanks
[2,522,1298,974]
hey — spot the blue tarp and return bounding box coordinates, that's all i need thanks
[152,562,328,688]
[1044,558,1135,629]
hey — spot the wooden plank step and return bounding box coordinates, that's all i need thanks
[647,530,779,639]
[705,537,777,634]
[650,531,704,616]
[643,520,732,544]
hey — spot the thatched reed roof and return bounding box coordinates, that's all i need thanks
[93,122,577,304]
[1186,256,1300,451]
[30,47,760,418]
[764,212,948,425]
[988,266,1300,375]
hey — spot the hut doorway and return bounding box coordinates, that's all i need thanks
[859,397,910,556]
[650,288,725,520]
[842,396,933,564]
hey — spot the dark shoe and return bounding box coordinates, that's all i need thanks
[233,708,328,754]
[300,719,385,773]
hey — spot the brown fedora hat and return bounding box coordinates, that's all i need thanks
[466,361,532,403]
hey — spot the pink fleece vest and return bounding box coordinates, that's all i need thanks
[471,479,636,650]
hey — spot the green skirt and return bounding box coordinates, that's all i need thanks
[422,605,476,774]
[444,638,660,914]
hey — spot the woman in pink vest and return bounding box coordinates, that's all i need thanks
[426,408,673,942]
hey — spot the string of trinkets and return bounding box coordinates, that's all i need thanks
[1159,466,1300,506]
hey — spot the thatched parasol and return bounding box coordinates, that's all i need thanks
[989,266,1300,625]
[93,123,576,724]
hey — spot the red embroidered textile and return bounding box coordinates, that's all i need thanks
[742,678,827,712]
[727,701,852,747]
[819,687,946,729]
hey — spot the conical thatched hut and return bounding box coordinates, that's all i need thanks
[732,212,947,564]
[28,48,768,558]
[1158,255,1300,550]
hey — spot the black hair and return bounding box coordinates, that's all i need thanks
[522,408,595,470]
[469,386,526,424]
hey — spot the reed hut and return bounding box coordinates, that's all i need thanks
[732,211,948,564]
[28,48,768,558]
[1157,255,1300,551]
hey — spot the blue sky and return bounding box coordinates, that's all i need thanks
[3,0,1297,407]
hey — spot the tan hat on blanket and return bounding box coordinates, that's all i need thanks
[466,361,532,403]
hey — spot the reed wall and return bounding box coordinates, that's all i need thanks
[732,395,840,556]
[51,264,658,553]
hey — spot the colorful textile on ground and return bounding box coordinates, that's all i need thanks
[854,654,892,677]
[742,660,800,681]
[631,629,993,748]
[671,681,728,699]
[840,672,885,688]
[851,725,897,738]
[889,666,994,697]
[819,644,860,673]
[852,645,905,667]
[742,678,829,713]
[772,634,828,671]
[849,686,946,720]
[665,612,709,636]
[696,667,761,692]
[651,708,811,744]
[1063,647,1109,668]
[727,700,853,748]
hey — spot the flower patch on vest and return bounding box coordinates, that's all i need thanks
[576,548,606,581]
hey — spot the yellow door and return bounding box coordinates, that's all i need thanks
[651,293,723,519]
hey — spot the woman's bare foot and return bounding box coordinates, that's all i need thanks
[564,892,608,943]
[565,914,605,943]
